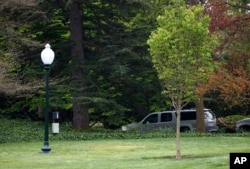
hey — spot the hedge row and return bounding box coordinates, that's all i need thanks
[1,118,250,144]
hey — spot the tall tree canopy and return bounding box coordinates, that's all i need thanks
[0,0,169,128]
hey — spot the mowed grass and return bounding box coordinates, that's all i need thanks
[0,137,250,169]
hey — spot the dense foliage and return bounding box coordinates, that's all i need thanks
[0,0,168,128]
[0,0,250,129]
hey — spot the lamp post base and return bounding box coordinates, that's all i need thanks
[41,145,51,153]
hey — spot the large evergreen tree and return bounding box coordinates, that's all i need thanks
[69,0,89,129]
[0,0,169,128]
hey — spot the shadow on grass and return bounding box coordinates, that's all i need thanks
[142,154,216,160]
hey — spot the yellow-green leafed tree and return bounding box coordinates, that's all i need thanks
[147,3,218,160]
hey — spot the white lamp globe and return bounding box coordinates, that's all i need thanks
[41,44,55,65]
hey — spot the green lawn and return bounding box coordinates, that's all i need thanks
[1,137,250,169]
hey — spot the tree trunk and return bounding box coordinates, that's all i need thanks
[196,95,205,132]
[70,0,89,130]
[176,107,182,160]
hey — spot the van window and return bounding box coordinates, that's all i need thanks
[143,114,158,123]
[180,111,196,120]
[161,113,172,122]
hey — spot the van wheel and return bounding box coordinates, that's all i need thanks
[180,127,190,132]
[239,126,250,132]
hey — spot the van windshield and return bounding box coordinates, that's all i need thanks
[142,114,158,124]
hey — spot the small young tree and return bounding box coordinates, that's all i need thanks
[147,3,218,160]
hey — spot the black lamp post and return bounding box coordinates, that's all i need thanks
[41,44,54,153]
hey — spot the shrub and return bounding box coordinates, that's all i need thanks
[217,115,247,132]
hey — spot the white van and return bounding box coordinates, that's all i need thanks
[122,109,219,132]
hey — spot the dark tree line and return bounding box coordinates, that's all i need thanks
[0,0,249,129]
[0,0,168,129]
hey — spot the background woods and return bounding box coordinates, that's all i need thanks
[0,0,250,129]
